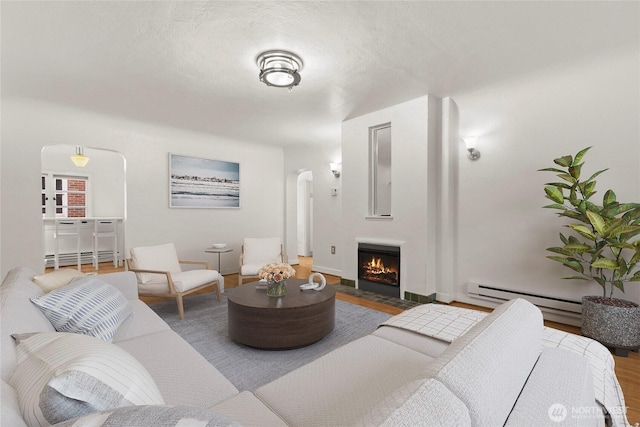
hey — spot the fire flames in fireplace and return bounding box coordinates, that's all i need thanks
[361,256,398,285]
[357,243,400,297]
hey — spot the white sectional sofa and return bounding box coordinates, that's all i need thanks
[1,267,628,426]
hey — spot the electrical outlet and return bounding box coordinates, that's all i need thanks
[331,246,336,254]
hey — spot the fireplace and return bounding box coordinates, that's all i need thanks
[357,243,400,298]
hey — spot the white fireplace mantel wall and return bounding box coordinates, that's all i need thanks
[341,95,442,299]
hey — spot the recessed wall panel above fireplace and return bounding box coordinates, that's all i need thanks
[369,123,392,217]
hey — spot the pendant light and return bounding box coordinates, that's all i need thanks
[70,146,90,167]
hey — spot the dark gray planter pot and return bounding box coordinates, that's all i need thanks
[581,296,640,356]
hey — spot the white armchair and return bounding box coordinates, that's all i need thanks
[238,237,287,285]
[127,243,221,320]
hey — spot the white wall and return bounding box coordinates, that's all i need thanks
[4,46,637,312]
[437,97,459,302]
[341,96,439,298]
[454,46,640,307]
[1,98,285,277]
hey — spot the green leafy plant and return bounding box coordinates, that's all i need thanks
[539,147,640,299]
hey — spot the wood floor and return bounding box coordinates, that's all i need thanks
[66,258,639,424]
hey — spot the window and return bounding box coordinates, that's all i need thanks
[41,176,46,215]
[42,174,88,218]
[369,124,392,217]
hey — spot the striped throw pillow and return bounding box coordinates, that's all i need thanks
[10,332,165,426]
[30,277,132,342]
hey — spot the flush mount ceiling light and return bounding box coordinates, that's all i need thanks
[256,50,303,90]
[70,146,90,167]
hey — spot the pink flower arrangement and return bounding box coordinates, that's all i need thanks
[258,263,296,283]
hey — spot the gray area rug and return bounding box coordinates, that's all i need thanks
[149,291,392,391]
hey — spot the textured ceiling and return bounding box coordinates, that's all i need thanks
[2,1,638,146]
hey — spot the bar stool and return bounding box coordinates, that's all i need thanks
[92,220,119,269]
[54,220,82,271]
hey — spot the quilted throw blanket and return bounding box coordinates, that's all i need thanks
[380,303,630,427]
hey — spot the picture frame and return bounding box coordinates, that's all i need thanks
[169,153,240,208]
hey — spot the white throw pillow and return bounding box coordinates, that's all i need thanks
[32,269,86,293]
[30,277,132,342]
[10,332,164,426]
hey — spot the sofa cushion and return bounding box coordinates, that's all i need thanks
[32,269,86,293]
[541,327,627,427]
[255,335,434,427]
[373,326,451,358]
[112,300,171,342]
[96,271,140,301]
[137,269,219,293]
[211,391,288,427]
[116,330,239,408]
[30,277,132,342]
[130,243,182,284]
[423,298,543,427]
[1,267,55,382]
[357,378,471,427]
[51,405,241,427]
[1,379,27,427]
[171,269,219,292]
[10,332,164,426]
[505,347,599,426]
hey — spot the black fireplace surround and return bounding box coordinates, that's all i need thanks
[357,243,400,298]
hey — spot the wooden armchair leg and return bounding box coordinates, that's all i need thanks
[176,295,185,320]
[214,281,222,301]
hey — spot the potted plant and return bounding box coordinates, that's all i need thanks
[539,146,640,356]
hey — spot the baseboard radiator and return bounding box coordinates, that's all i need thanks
[467,282,582,319]
[44,250,116,268]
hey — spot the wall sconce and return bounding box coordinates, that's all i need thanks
[463,136,481,161]
[330,162,341,178]
[70,146,90,167]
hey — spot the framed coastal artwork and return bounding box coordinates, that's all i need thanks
[169,153,240,208]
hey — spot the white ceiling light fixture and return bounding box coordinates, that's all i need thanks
[256,50,303,91]
[70,146,90,167]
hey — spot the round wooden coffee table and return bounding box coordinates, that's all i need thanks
[227,278,336,349]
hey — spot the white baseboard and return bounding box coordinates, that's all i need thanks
[436,292,454,304]
[311,264,342,277]
[288,256,300,266]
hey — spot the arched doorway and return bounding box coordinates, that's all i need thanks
[41,145,126,270]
